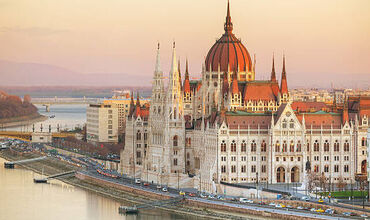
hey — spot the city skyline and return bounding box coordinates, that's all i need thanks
[0,0,369,88]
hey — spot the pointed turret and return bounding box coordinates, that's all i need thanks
[129,92,135,116]
[155,43,161,73]
[224,0,233,33]
[271,53,276,82]
[183,59,191,93]
[342,100,349,124]
[222,72,229,95]
[135,92,141,117]
[230,71,239,95]
[169,42,178,82]
[178,59,182,90]
[280,55,288,94]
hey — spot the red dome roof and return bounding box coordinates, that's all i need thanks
[205,2,252,73]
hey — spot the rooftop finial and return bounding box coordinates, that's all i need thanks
[173,41,176,48]
[271,53,276,81]
[157,42,160,50]
[224,0,233,33]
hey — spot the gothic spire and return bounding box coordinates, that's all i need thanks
[178,59,182,90]
[280,54,288,94]
[155,42,161,73]
[224,0,233,33]
[183,59,191,93]
[271,53,276,82]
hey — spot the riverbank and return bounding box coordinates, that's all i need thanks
[0,113,48,128]
[0,149,267,220]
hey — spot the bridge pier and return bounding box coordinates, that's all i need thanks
[43,104,50,112]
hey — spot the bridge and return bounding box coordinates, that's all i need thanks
[119,196,184,214]
[0,131,75,142]
[34,170,75,183]
[31,97,100,111]
[4,156,47,168]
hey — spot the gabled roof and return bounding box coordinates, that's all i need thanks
[243,81,278,101]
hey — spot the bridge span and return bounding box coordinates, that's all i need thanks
[4,156,47,168]
[34,171,75,183]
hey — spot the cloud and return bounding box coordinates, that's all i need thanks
[0,26,69,36]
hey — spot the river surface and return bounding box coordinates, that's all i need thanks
[5,104,87,132]
[0,157,193,220]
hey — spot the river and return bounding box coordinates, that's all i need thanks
[5,104,87,132]
[0,157,193,220]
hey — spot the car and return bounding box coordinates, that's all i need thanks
[342,212,352,216]
[275,204,284,208]
[325,209,334,215]
[179,191,185,196]
[301,196,311,201]
[286,205,292,208]
[208,194,215,199]
[162,187,168,192]
[199,194,207,198]
[310,208,316,212]
[156,185,162,189]
[269,203,276,206]
[316,208,324,213]
[246,199,254,204]
[239,198,248,203]
[188,193,196,197]
[296,206,304,210]
[360,214,368,218]
[257,201,266,205]
[134,178,141,184]
[318,198,324,203]
[143,182,149,186]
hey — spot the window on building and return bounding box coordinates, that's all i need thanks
[334,140,340,152]
[221,165,226,173]
[241,165,246,173]
[314,165,319,173]
[136,151,141,158]
[231,141,237,152]
[221,141,227,152]
[307,142,310,152]
[261,165,266,173]
[276,157,279,162]
[314,140,320,152]
[290,141,294,152]
[297,141,301,152]
[362,137,366,147]
[324,140,329,152]
[334,165,339,172]
[173,135,178,147]
[136,131,141,140]
[251,140,256,152]
[241,141,247,152]
[144,133,148,141]
[324,165,329,173]
[275,141,280,152]
[344,165,349,173]
[251,165,256,173]
[261,140,267,152]
[282,141,287,152]
[231,156,236,161]
[231,165,236,173]
[344,140,349,152]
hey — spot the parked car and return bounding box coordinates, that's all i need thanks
[179,191,185,196]
[135,179,141,184]
[296,206,304,210]
[188,193,196,197]
[246,199,254,204]
[143,182,149,186]
[310,208,316,212]
[316,208,324,213]
[269,203,276,206]
[156,185,162,189]
[199,193,206,198]
[318,198,324,203]
[239,198,248,203]
[162,187,168,192]
[257,201,266,205]
[301,196,311,201]
[325,209,334,215]
[208,194,215,199]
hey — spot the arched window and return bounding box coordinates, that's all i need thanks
[290,141,294,152]
[362,137,367,146]
[296,141,301,152]
[231,140,236,152]
[158,106,161,114]
[251,140,256,152]
[241,141,247,152]
[334,140,339,151]
[324,140,329,152]
[275,141,280,152]
[136,130,141,140]
[314,140,319,152]
[306,142,310,152]
[221,141,227,152]
[282,141,287,152]
[261,140,267,152]
[173,135,178,147]
[174,107,177,119]
[344,140,350,151]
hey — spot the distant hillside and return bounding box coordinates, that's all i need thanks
[0,60,149,86]
[0,91,38,119]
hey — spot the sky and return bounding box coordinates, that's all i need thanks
[0,0,369,88]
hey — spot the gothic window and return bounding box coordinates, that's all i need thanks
[275,141,280,152]
[136,131,141,140]
[144,133,148,141]
[314,165,319,173]
[251,165,256,173]
[334,165,339,172]
[289,119,294,129]
[324,165,329,173]
[362,137,366,146]
[334,140,340,152]
[221,141,227,152]
[282,141,287,152]
[261,165,266,173]
[297,141,301,152]
[231,165,236,173]
[241,141,247,152]
[221,165,226,173]
[290,141,294,152]
[282,119,287,129]
[344,165,349,172]
[324,140,329,152]
[261,140,267,152]
[158,106,161,114]
[251,140,257,152]
[174,107,177,119]
[241,165,246,173]
[174,158,178,166]
[344,140,350,152]
[307,142,310,152]
[314,140,319,152]
[173,135,178,147]
[231,141,237,152]
[186,137,191,146]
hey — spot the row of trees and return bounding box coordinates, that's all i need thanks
[307,172,368,192]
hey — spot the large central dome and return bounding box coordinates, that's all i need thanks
[205,2,252,73]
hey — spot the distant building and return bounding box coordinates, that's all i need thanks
[86,103,118,143]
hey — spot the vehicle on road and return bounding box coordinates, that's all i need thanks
[239,198,248,203]
[188,193,196,197]
[199,194,206,198]
[325,209,334,215]
[135,179,141,184]
[310,208,316,212]
[268,203,276,206]
[162,187,168,192]
[343,212,355,216]
[296,206,304,210]
[275,204,285,208]
[257,201,266,205]
[208,194,215,199]
[301,196,311,201]
[143,182,149,186]
[316,208,324,213]
[156,185,161,189]
[318,198,324,203]
[286,205,292,208]
[246,199,254,204]
[179,191,185,196]
[360,214,368,218]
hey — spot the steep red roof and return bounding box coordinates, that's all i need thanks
[230,73,239,95]
[280,56,288,94]
[296,113,342,128]
[225,113,271,129]
[243,82,277,101]
[183,59,191,93]
[291,102,329,112]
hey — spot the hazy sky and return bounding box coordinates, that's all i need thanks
[0,0,369,88]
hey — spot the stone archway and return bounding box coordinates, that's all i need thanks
[291,166,300,183]
[361,160,367,174]
[277,167,285,183]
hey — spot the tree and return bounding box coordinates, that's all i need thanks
[336,177,346,191]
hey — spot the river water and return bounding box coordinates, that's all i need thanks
[0,158,192,220]
[5,104,87,132]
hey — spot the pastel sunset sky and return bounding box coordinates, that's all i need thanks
[0,0,369,88]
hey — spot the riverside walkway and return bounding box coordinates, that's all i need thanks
[4,156,46,168]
